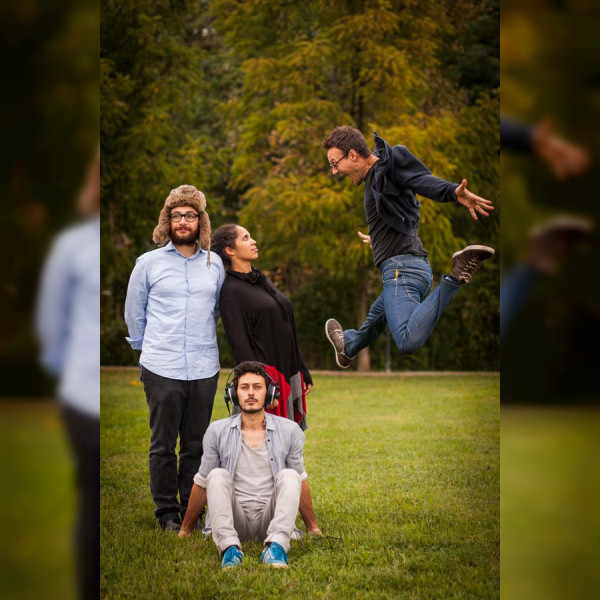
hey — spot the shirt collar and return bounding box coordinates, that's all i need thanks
[264,412,275,430]
[230,412,275,431]
[164,239,203,259]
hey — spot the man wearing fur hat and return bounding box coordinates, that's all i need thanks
[125,185,225,532]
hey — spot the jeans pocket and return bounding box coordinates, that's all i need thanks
[382,265,402,284]
[400,264,433,303]
[400,275,422,303]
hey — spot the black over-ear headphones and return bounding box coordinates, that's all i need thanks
[224,363,280,415]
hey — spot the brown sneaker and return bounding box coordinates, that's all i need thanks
[325,319,353,368]
[450,245,495,284]
[528,215,593,274]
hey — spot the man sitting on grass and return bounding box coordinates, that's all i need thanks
[179,361,311,569]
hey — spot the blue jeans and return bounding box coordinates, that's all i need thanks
[344,255,461,357]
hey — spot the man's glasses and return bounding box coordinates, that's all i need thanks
[328,152,349,170]
[170,212,199,222]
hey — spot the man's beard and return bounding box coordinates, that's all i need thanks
[171,227,197,245]
[240,399,266,414]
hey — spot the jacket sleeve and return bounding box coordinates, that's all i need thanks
[500,114,535,152]
[220,282,257,362]
[389,145,459,204]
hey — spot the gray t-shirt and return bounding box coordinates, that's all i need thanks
[234,440,274,511]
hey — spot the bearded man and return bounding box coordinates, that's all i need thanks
[125,185,225,532]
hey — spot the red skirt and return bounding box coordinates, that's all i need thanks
[263,365,307,427]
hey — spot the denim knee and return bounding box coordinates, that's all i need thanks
[393,337,423,355]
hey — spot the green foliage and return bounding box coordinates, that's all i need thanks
[0,1,98,393]
[502,408,600,599]
[101,0,230,340]
[438,0,499,104]
[101,0,499,370]
[0,403,76,600]
[241,174,370,275]
[101,369,499,598]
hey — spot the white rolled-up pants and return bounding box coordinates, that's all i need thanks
[205,468,301,553]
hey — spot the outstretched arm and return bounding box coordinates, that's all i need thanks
[532,121,591,181]
[454,179,495,221]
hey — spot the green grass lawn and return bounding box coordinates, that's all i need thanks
[0,400,76,600]
[101,370,499,599]
[501,407,600,600]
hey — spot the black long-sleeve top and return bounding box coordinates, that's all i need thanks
[219,268,312,429]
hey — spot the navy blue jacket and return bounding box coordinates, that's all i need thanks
[499,115,535,152]
[369,132,459,236]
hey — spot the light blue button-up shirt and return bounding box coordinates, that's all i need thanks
[124,240,225,380]
[36,217,100,417]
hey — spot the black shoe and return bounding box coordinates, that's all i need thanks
[160,518,181,532]
[449,245,495,284]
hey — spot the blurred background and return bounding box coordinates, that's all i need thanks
[500,0,600,598]
[12,0,600,598]
[500,0,600,403]
[0,1,99,599]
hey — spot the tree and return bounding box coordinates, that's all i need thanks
[209,0,496,370]
[100,0,499,371]
[101,0,232,363]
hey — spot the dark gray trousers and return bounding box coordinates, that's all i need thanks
[61,404,99,600]
[140,366,218,523]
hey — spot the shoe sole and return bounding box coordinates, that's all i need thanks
[325,319,351,369]
[452,245,495,259]
[264,562,288,569]
[530,216,593,239]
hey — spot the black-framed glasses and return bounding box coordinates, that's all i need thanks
[170,212,199,222]
[328,152,349,170]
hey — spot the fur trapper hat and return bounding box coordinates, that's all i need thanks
[153,185,212,264]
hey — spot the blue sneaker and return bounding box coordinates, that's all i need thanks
[260,542,288,568]
[221,545,243,569]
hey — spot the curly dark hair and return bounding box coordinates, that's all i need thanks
[210,223,239,269]
[232,361,269,388]
[322,126,371,158]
